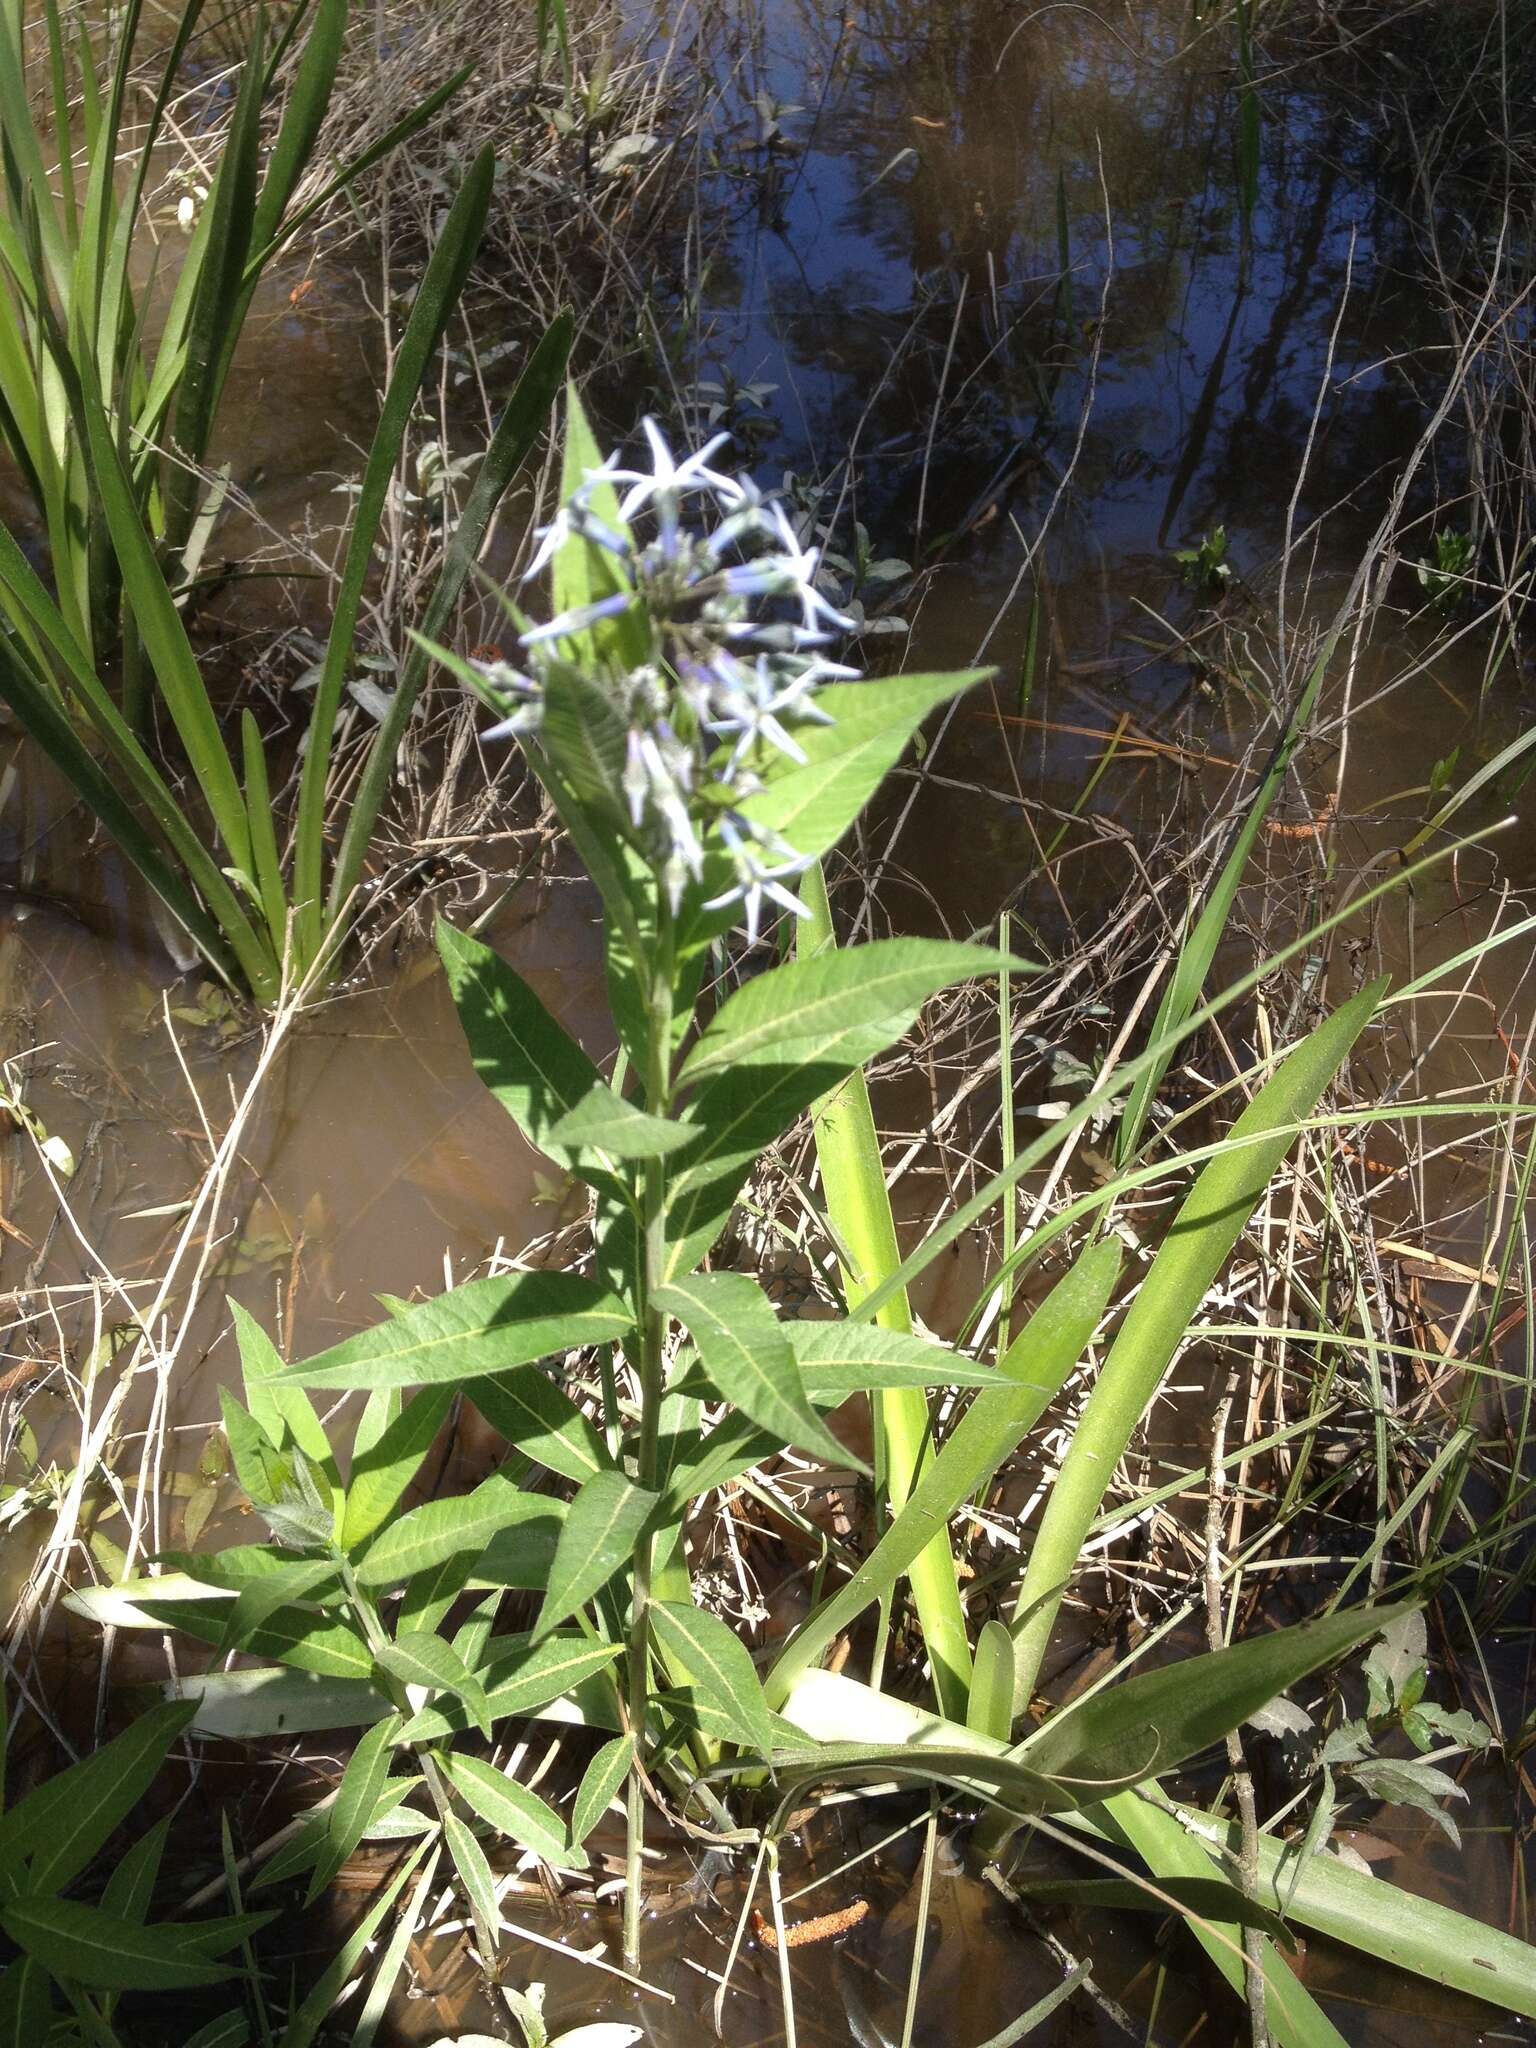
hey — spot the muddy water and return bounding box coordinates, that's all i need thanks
[2,0,1534,2039]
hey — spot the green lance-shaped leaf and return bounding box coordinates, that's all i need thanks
[231,1304,336,1483]
[468,1367,609,1486]
[163,1667,387,1740]
[662,1326,1003,1515]
[376,1633,491,1740]
[655,1272,861,1473]
[1009,982,1386,1715]
[215,1558,340,1656]
[0,1898,239,1992]
[436,919,626,1192]
[1018,1604,1413,1791]
[218,1388,292,1509]
[305,1713,400,1905]
[738,672,991,864]
[0,1698,196,1898]
[547,382,649,673]
[546,1088,697,1159]
[786,1321,1004,1397]
[766,1240,1119,1708]
[277,1271,631,1390]
[649,1601,774,1758]
[443,1812,501,1941]
[533,1471,658,1639]
[341,1386,455,1551]
[570,1735,634,1846]
[396,1636,621,1743]
[279,1837,431,2048]
[443,1754,568,1866]
[101,1814,169,1926]
[0,1952,54,2039]
[355,1474,548,1587]
[678,938,1026,1089]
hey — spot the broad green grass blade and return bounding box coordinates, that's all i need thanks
[1010,980,1386,1714]
[1097,1792,1347,2048]
[766,1238,1119,1709]
[797,857,972,1717]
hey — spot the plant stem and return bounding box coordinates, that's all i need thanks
[623,894,675,1970]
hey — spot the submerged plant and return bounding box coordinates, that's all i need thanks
[71,400,1536,2039]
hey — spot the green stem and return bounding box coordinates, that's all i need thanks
[623,892,675,1971]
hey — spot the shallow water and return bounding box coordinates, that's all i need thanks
[2,0,1534,2038]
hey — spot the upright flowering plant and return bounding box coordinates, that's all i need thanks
[77,395,1410,2008]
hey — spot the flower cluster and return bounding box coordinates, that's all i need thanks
[475,421,855,941]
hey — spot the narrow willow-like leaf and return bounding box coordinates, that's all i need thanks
[218,1387,294,1508]
[0,1899,240,1991]
[546,1089,697,1158]
[279,1271,631,1390]
[306,1713,399,1905]
[376,1633,490,1740]
[679,938,1022,1088]
[278,1838,430,2048]
[547,383,647,671]
[231,1303,336,1481]
[570,1735,634,1846]
[101,1814,168,1926]
[468,1368,609,1485]
[341,1386,454,1551]
[396,1636,622,1743]
[444,1754,568,1865]
[786,1322,1002,1396]
[649,1601,773,1756]
[739,672,989,861]
[216,1558,339,1656]
[1010,982,1386,1714]
[655,1272,857,1472]
[355,1474,544,1587]
[766,1240,1119,1707]
[534,1471,657,1639]
[164,1667,386,1740]
[436,919,623,1187]
[443,1813,500,1941]
[0,1699,195,1898]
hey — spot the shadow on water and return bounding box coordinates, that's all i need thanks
[1,0,1534,2037]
